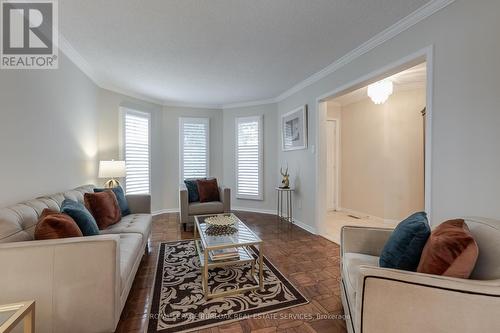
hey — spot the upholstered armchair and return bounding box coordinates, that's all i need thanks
[179,183,231,231]
[340,217,500,333]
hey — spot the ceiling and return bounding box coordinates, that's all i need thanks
[60,0,432,107]
[332,62,427,106]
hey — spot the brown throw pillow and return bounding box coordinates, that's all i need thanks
[34,209,83,240]
[84,191,122,229]
[197,178,220,203]
[417,219,478,278]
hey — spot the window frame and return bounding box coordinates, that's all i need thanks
[179,117,210,181]
[121,107,152,195]
[235,115,264,200]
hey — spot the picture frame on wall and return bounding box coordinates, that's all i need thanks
[281,105,308,151]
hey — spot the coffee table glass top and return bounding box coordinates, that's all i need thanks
[195,213,262,249]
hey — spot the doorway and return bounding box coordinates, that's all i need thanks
[316,51,431,244]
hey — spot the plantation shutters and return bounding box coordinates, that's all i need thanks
[179,118,209,180]
[236,116,263,200]
[124,109,151,194]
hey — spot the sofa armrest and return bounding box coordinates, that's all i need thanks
[0,235,121,333]
[126,194,151,214]
[219,186,230,213]
[355,266,500,333]
[179,183,189,223]
[341,226,393,258]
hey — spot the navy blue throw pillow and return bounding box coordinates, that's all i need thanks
[379,212,431,271]
[94,186,130,216]
[61,199,100,236]
[184,179,201,203]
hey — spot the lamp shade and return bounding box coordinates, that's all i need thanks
[98,160,126,178]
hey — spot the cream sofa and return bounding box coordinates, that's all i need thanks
[0,185,152,333]
[179,183,230,230]
[340,217,500,333]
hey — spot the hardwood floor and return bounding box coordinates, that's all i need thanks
[115,211,347,333]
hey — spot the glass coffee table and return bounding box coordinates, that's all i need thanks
[194,213,264,299]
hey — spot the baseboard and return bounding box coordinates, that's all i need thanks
[152,208,179,216]
[152,206,317,235]
[232,206,276,215]
[232,207,317,235]
[337,207,399,224]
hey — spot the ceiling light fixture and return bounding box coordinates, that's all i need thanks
[367,79,393,104]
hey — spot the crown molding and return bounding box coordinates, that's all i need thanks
[274,0,455,102]
[58,0,455,109]
[222,97,277,110]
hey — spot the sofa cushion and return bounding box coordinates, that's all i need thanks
[84,191,122,230]
[188,201,224,216]
[197,178,220,203]
[61,199,100,236]
[417,219,478,278]
[118,233,143,293]
[379,212,431,271]
[94,186,130,216]
[343,253,380,307]
[184,179,202,203]
[34,209,83,240]
[100,214,152,242]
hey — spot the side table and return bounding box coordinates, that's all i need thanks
[275,187,294,224]
[0,300,35,333]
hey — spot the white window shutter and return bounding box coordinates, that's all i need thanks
[180,118,209,180]
[236,116,263,200]
[124,110,151,194]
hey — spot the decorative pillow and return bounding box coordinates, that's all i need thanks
[184,179,201,203]
[379,212,431,271]
[34,209,83,240]
[197,178,220,203]
[61,199,100,236]
[84,191,122,230]
[417,219,478,278]
[94,186,130,216]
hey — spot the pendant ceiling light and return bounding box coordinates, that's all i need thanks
[367,79,393,104]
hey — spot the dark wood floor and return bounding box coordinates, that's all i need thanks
[115,211,347,333]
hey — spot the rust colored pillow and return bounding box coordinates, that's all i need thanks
[34,209,83,240]
[84,191,121,229]
[197,178,220,203]
[417,219,478,278]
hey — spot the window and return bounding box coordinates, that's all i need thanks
[179,117,209,180]
[236,115,263,200]
[123,109,151,194]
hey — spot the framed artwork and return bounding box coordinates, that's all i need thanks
[282,105,308,151]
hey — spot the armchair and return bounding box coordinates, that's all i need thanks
[179,183,230,231]
[340,217,500,333]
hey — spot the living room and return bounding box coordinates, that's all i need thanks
[1,1,499,333]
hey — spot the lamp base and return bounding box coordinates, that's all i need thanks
[104,179,121,188]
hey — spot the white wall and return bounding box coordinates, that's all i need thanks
[96,88,223,212]
[277,0,500,226]
[223,104,278,212]
[0,53,98,206]
[339,89,425,220]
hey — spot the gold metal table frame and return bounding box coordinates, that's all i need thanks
[194,213,264,299]
[0,300,35,333]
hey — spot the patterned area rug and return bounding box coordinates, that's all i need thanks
[148,240,308,333]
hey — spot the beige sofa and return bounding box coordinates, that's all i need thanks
[340,217,500,333]
[0,185,152,333]
[179,183,230,230]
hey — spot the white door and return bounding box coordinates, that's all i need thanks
[326,120,337,211]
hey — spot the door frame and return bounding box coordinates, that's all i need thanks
[315,45,434,236]
[325,118,340,212]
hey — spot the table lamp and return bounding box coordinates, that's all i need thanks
[98,160,126,188]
